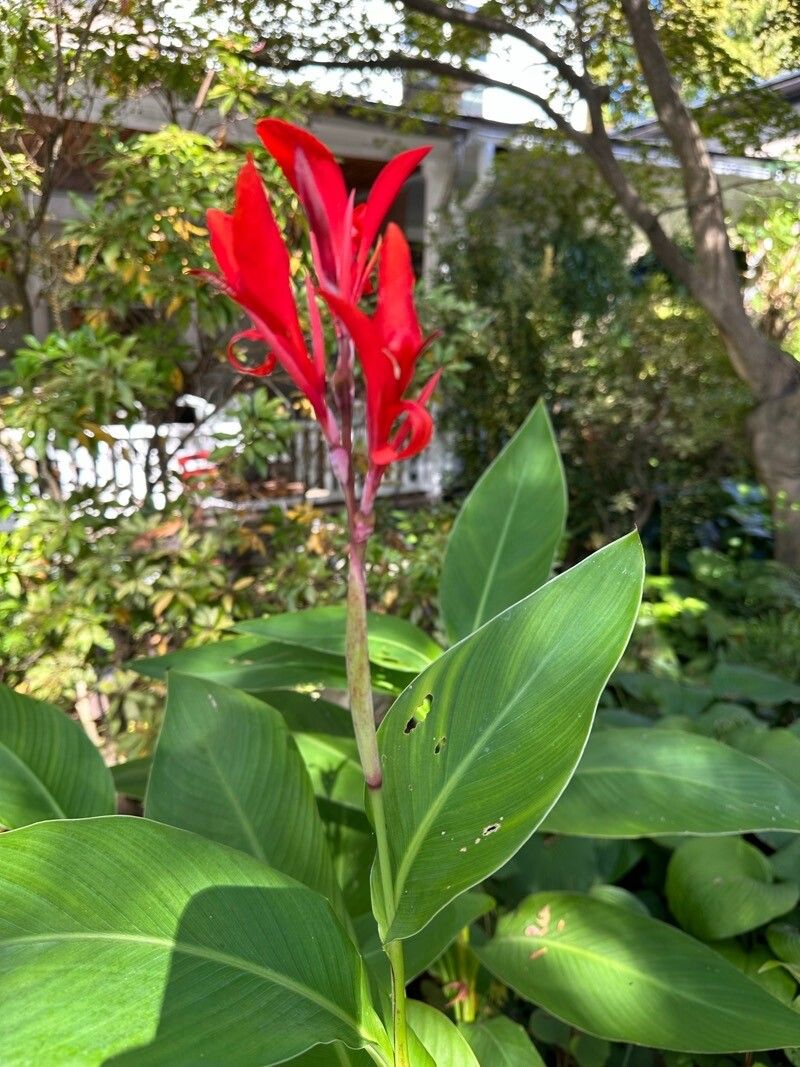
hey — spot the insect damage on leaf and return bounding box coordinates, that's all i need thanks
[525,904,552,937]
[404,692,433,734]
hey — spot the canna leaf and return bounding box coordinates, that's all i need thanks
[373,533,644,940]
[0,818,388,1065]
[543,727,800,836]
[476,892,800,1052]
[440,401,567,643]
[147,674,344,911]
[0,685,115,828]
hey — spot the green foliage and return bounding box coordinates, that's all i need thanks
[210,392,297,481]
[437,144,751,555]
[632,543,800,681]
[0,0,310,503]
[0,326,173,453]
[6,401,800,1064]
[0,817,388,1065]
[236,605,441,675]
[666,837,800,941]
[0,497,452,752]
[0,685,114,828]
[63,125,260,343]
[543,727,800,837]
[148,673,345,909]
[737,193,800,361]
[436,144,631,490]
[476,892,800,1051]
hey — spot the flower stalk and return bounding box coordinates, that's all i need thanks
[200,117,441,1065]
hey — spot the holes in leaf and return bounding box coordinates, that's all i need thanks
[434,736,447,755]
[482,822,500,835]
[403,692,433,736]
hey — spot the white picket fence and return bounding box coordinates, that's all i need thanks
[0,415,448,513]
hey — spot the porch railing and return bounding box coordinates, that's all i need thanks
[0,416,448,512]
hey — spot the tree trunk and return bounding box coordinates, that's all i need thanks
[617,0,800,568]
[747,386,800,567]
[716,318,800,567]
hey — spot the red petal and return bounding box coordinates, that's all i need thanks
[256,118,348,272]
[375,224,424,387]
[305,276,327,381]
[226,329,277,378]
[206,209,237,287]
[231,157,304,352]
[322,288,396,451]
[355,146,430,275]
[373,400,434,465]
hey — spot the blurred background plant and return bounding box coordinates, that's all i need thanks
[0,496,452,757]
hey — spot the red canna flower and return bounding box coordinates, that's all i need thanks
[203,155,333,436]
[322,223,440,467]
[256,118,430,300]
[199,118,440,495]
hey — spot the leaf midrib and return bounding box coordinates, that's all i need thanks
[4,930,368,1038]
[468,472,526,634]
[201,739,268,863]
[0,740,67,822]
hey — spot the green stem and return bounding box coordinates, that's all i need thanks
[345,536,410,1064]
[386,940,410,1067]
[345,540,382,787]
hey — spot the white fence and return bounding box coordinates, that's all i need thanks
[0,416,448,513]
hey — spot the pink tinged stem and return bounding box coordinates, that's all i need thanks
[345,536,382,789]
[361,463,385,517]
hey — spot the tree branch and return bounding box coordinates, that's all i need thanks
[397,0,593,97]
[620,0,799,396]
[267,51,583,136]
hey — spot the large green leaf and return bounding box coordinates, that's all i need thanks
[374,533,644,941]
[476,892,800,1051]
[321,803,375,918]
[460,1017,545,1066]
[439,401,567,643]
[260,690,354,738]
[237,607,441,675]
[713,938,798,1003]
[0,818,388,1066]
[498,835,642,900]
[543,728,800,836]
[146,674,343,910]
[0,685,114,828]
[288,1046,373,1065]
[131,636,403,694]
[406,1002,479,1066]
[665,837,799,940]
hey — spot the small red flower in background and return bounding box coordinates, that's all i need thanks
[177,450,218,481]
[199,117,440,492]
